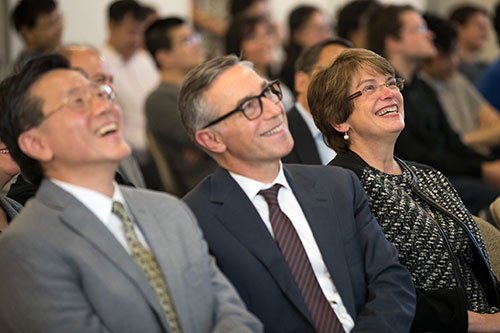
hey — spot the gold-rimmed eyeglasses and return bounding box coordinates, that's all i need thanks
[348,78,405,101]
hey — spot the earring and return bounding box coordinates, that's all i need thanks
[343,131,349,140]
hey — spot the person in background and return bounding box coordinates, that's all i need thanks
[310,47,500,333]
[421,14,500,155]
[226,15,294,110]
[180,54,416,332]
[279,5,332,91]
[479,2,500,112]
[101,0,159,171]
[145,18,216,196]
[450,4,491,85]
[336,0,380,49]
[367,4,500,216]
[10,0,63,72]
[0,54,262,332]
[282,38,351,165]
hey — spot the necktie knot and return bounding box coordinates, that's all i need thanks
[258,183,282,206]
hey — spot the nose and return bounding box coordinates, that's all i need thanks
[379,84,396,99]
[261,96,283,119]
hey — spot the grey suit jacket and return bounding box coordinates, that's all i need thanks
[0,179,261,333]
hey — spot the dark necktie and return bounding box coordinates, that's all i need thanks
[112,201,182,333]
[259,184,345,333]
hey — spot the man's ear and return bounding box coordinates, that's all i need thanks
[195,128,226,154]
[385,35,400,54]
[294,71,310,96]
[18,128,53,162]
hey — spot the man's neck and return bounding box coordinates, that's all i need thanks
[45,164,118,198]
[220,158,281,184]
[107,40,133,62]
[160,70,185,86]
[388,54,418,82]
[458,43,478,63]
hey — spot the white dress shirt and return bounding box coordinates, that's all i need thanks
[51,179,150,254]
[229,164,354,332]
[100,44,159,156]
[295,102,337,165]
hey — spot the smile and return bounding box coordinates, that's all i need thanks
[97,123,118,137]
[261,122,284,136]
[375,105,398,116]
[0,148,8,154]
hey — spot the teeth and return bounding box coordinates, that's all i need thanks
[97,123,117,137]
[262,123,284,136]
[376,106,398,116]
[0,148,8,154]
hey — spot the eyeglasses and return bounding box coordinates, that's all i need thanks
[42,84,117,122]
[202,80,282,129]
[347,78,404,100]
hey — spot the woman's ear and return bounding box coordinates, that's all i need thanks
[332,121,349,134]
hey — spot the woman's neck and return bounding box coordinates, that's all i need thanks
[350,141,402,175]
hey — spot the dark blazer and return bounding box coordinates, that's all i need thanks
[282,106,322,165]
[184,164,416,332]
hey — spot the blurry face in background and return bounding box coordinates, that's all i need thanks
[241,22,274,69]
[458,12,490,52]
[426,42,460,81]
[109,13,146,60]
[397,10,437,61]
[168,24,205,72]
[21,9,63,52]
[0,139,20,178]
[67,49,113,86]
[294,11,333,49]
[244,0,271,19]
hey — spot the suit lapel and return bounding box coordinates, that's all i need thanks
[210,167,313,325]
[284,166,356,315]
[121,187,191,332]
[36,180,168,331]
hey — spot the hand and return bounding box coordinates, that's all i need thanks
[468,311,500,332]
[481,160,500,189]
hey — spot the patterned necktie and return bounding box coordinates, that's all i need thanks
[259,184,345,333]
[112,201,181,333]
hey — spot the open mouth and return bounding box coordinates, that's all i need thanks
[0,148,8,154]
[375,105,398,117]
[97,123,118,137]
[261,122,284,136]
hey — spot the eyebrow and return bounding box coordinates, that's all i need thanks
[355,76,393,89]
[232,80,268,108]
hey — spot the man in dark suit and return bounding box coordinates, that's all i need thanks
[179,54,416,332]
[283,39,350,165]
[0,55,261,332]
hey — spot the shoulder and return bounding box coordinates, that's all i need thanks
[284,163,358,190]
[121,185,193,216]
[329,151,368,178]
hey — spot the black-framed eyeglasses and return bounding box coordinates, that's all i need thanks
[347,78,405,101]
[202,80,283,129]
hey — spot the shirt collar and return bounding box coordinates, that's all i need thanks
[50,179,126,225]
[295,102,321,138]
[229,162,291,201]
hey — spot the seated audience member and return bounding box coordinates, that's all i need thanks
[279,5,332,91]
[479,3,500,112]
[145,18,216,195]
[0,141,22,232]
[10,0,63,73]
[421,14,500,154]
[309,47,500,333]
[7,45,147,205]
[368,4,500,215]
[282,38,351,165]
[101,0,159,167]
[191,0,229,58]
[450,4,491,85]
[0,55,262,332]
[226,15,294,110]
[336,0,381,49]
[180,54,416,332]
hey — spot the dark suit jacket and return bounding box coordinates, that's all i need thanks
[184,164,416,332]
[282,106,322,165]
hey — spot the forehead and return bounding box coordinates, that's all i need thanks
[35,9,60,25]
[400,10,423,27]
[114,13,144,30]
[30,69,89,104]
[169,24,194,41]
[203,64,263,114]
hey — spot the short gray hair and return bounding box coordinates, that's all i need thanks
[178,54,253,141]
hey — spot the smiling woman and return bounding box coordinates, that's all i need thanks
[308,48,500,332]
